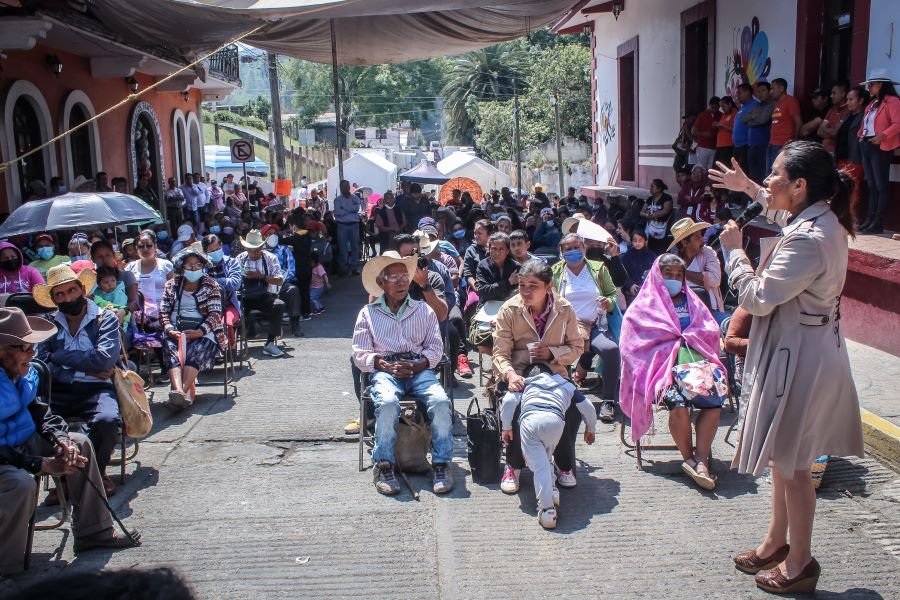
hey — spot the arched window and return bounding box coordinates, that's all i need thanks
[188,116,202,174]
[12,97,46,199]
[176,120,187,182]
[68,104,93,180]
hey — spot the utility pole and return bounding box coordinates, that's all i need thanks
[552,93,565,196]
[513,80,522,200]
[330,19,344,181]
[267,51,287,189]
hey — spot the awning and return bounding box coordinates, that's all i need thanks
[399,160,450,184]
[578,184,650,200]
[79,0,580,65]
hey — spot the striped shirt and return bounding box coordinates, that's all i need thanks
[351,295,443,373]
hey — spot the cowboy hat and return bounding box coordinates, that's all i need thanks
[861,67,899,85]
[240,229,266,249]
[0,306,56,346]
[361,251,417,297]
[561,213,586,234]
[413,229,440,255]
[32,264,96,308]
[667,217,711,251]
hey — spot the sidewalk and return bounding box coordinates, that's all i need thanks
[4,276,898,599]
[847,339,900,470]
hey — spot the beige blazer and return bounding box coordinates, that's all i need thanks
[727,201,864,476]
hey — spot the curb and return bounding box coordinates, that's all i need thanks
[861,408,900,472]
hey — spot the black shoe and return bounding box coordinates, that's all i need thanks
[374,461,400,495]
[598,401,616,423]
[859,217,873,231]
[866,224,884,234]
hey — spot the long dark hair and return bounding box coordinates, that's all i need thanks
[874,81,899,100]
[780,141,855,236]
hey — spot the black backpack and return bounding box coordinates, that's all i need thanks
[466,398,503,484]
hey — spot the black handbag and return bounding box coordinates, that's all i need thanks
[466,397,503,484]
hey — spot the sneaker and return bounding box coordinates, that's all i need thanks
[598,400,616,423]
[432,462,454,494]
[373,461,400,496]
[313,308,326,315]
[500,465,520,494]
[344,419,360,435]
[456,355,473,378]
[557,469,576,488]
[262,342,284,357]
[552,486,560,507]
[302,314,314,321]
[538,507,558,529]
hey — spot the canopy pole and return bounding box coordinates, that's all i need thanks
[330,19,344,182]
[513,79,522,202]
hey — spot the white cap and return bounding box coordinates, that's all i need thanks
[176,224,194,242]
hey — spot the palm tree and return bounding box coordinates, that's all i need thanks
[441,42,530,145]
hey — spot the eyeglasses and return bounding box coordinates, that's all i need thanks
[381,273,410,283]
[136,243,155,249]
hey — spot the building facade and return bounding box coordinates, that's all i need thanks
[0,6,240,217]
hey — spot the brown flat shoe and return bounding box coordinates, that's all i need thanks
[102,475,117,497]
[74,529,141,554]
[755,558,820,594]
[733,544,790,574]
[43,486,60,506]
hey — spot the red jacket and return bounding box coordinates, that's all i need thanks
[858,95,900,151]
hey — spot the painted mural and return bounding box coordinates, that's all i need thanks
[599,100,616,145]
[724,16,772,99]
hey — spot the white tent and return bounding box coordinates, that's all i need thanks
[327,153,398,201]
[436,153,511,194]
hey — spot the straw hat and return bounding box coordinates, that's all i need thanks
[667,217,711,251]
[33,264,96,308]
[240,229,266,249]
[413,229,440,255]
[561,213,586,234]
[0,307,56,346]
[861,67,899,85]
[361,251,417,297]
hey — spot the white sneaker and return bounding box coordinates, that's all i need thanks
[556,469,576,488]
[262,342,284,357]
[552,487,560,507]
[538,507,557,529]
[500,465,520,494]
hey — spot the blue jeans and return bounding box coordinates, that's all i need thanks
[766,144,783,178]
[860,139,893,220]
[747,145,768,184]
[337,221,360,274]
[370,369,453,465]
[310,286,325,311]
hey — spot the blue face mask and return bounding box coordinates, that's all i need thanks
[562,249,584,265]
[157,231,169,241]
[208,249,224,264]
[453,230,466,239]
[71,254,88,261]
[210,225,221,235]
[37,247,55,261]
[183,269,204,282]
[664,278,683,297]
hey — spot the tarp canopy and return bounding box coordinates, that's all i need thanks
[399,160,450,184]
[437,153,511,195]
[79,0,579,65]
[204,145,270,173]
[327,152,397,200]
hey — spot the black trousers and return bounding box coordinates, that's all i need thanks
[505,402,581,472]
[243,293,284,343]
[295,265,312,317]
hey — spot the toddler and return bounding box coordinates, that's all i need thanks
[93,265,130,325]
[309,250,330,315]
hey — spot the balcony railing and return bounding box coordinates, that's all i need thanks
[208,44,241,84]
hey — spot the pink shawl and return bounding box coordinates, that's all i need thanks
[619,256,724,441]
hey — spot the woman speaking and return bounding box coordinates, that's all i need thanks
[708,141,863,595]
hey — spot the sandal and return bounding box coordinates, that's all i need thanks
[694,461,717,490]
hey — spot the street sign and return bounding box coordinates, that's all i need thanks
[230,139,255,163]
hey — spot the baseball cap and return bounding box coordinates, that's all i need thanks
[176,224,194,242]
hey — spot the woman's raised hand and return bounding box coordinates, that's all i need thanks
[708,158,752,194]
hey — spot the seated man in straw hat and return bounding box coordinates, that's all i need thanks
[235,229,286,358]
[33,264,122,497]
[0,307,139,575]
[351,252,454,497]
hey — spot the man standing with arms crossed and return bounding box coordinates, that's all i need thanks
[334,180,362,276]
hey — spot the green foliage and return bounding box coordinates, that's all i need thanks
[244,95,272,126]
[210,110,267,130]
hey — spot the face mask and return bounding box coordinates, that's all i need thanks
[157,231,169,241]
[585,247,605,261]
[57,295,86,316]
[70,254,88,262]
[183,269,205,282]
[453,230,466,239]
[223,227,234,235]
[57,185,67,193]
[37,247,55,260]
[562,249,584,265]
[265,235,279,249]
[210,225,221,235]
[1,258,21,272]
[664,278,683,297]
[208,249,224,264]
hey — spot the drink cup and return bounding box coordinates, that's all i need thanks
[527,341,541,361]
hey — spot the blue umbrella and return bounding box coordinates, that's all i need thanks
[0,192,161,238]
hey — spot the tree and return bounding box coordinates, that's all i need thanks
[440,41,531,145]
[283,59,445,147]
[244,95,272,126]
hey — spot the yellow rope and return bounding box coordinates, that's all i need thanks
[0,24,267,176]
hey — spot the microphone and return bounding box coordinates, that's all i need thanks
[708,201,764,249]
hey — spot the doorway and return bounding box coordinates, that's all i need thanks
[821,0,854,86]
[617,37,638,184]
[681,1,716,119]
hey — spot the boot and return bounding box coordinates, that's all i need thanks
[290,317,304,337]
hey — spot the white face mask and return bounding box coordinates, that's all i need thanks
[265,234,279,249]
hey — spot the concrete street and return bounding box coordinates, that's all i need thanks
[3,277,899,599]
